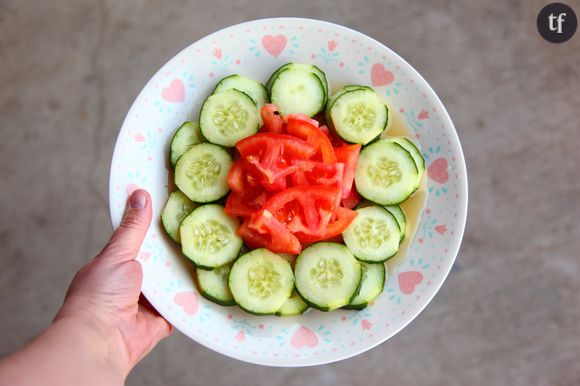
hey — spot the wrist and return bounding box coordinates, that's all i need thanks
[53,316,131,378]
[0,316,129,386]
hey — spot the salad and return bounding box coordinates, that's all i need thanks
[161,63,425,316]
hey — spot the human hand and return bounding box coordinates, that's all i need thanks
[54,189,173,377]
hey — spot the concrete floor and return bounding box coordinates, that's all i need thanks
[1,0,580,384]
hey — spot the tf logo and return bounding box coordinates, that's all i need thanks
[537,3,577,43]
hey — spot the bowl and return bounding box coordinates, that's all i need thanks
[109,17,467,367]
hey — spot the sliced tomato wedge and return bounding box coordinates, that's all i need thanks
[334,144,361,199]
[227,158,246,195]
[284,113,319,128]
[236,133,316,188]
[262,186,339,237]
[341,188,362,209]
[321,124,348,148]
[245,210,302,254]
[260,103,284,133]
[295,206,358,243]
[237,132,316,160]
[290,160,343,209]
[318,124,330,137]
[286,115,337,163]
[225,191,267,218]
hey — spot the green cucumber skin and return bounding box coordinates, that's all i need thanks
[275,307,309,317]
[212,74,269,107]
[294,266,363,312]
[270,69,325,117]
[355,141,419,206]
[342,302,370,310]
[330,90,389,144]
[385,205,407,242]
[267,63,329,99]
[199,290,236,307]
[169,122,203,169]
[343,262,386,310]
[199,89,259,147]
[192,262,215,271]
[294,289,333,312]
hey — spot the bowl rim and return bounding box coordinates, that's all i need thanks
[108,17,468,367]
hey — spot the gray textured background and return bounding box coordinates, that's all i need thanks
[1,0,580,385]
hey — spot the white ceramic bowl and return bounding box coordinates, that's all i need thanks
[109,17,467,367]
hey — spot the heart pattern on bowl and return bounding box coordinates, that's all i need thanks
[398,271,423,294]
[262,34,287,57]
[428,158,449,184]
[371,63,394,87]
[162,79,185,103]
[173,292,199,315]
[291,326,318,348]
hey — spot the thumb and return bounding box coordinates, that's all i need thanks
[100,189,152,264]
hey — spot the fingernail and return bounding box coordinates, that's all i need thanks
[131,190,147,209]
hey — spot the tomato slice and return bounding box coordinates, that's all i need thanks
[341,188,362,209]
[260,104,284,133]
[262,186,339,238]
[237,132,316,159]
[284,113,319,128]
[286,115,337,163]
[295,207,358,243]
[227,158,246,195]
[290,160,343,209]
[334,144,361,199]
[244,210,302,254]
[225,191,267,218]
[236,133,317,188]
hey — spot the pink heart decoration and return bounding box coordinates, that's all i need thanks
[134,133,146,142]
[398,271,423,294]
[434,224,447,235]
[234,330,245,342]
[361,319,373,330]
[162,79,185,103]
[428,158,449,184]
[417,109,429,120]
[371,63,394,87]
[291,326,318,348]
[173,291,199,315]
[262,35,287,57]
[125,184,139,197]
[328,40,338,52]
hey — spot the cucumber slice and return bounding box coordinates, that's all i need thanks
[196,262,235,306]
[229,249,294,315]
[382,137,425,190]
[213,74,268,111]
[270,68,326,117]
[161,191,197,243]
[199,89,260,147]
[170,122,203,168]
[342,205,401,262]
[355,140,419,205]
[267,63,328,102]
[174,143,232,203]
[344,262,386,310]
[325,85,372,123]
[276,290,309,316]
[294,242,362,311]
[385,204,407,242]
[329,88,388,144]
[180,204,242,270]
